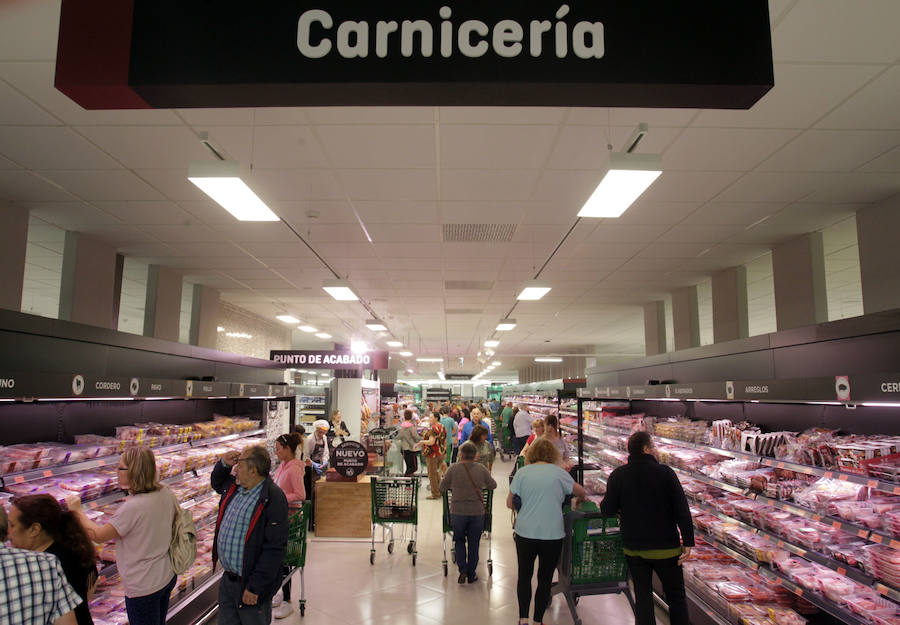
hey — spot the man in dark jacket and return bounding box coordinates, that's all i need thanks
[212,445,288,625]
[600,431,693,625]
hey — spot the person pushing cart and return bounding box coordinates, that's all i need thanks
[439,441,497,583]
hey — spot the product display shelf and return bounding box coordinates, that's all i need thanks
[584,440,900,607]
[0,428,265,489]
[692,528,871,625]
[685,587,735,625]
[592,422,900,499]
[167,570,223,621]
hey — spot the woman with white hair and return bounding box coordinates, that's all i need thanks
[304,419,331,477]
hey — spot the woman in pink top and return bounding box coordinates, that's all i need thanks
[273,432,306,505]
[272,432,306,619]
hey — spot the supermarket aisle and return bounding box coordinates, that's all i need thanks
[261,456,638,625]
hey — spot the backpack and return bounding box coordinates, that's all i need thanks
[507,411,516,436]
[167,488,198,574]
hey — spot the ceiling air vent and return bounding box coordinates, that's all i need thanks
[442,223,516,242]
[444,280,494,290]
[445,308,484,315]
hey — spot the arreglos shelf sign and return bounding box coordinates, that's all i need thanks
[55,0,773,109]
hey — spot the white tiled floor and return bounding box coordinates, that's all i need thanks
[261,457,637,625]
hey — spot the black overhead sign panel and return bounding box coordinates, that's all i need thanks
[55,0,774,109]
[270,350,390,370]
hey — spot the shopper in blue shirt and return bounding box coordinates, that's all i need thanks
[460,407,493,444]
[508,438,587,625]
[212,446,288,625]
[439,406,459,463]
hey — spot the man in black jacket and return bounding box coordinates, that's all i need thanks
[600,431,693,625]
[212,445,288,625]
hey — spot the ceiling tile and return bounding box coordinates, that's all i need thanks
[765,203,861,228]
[352,201,437,224]
[639,171,742,203]
[40,170,164,201]
[0,78,60,125]
[661,224,746,244]
[76,125,214,170]
[566,107,698,128]
[441,125,558,170]
[0,126,122,170]
[693,63,882,129]
[758,130,900,172]
[442,170,539,202]
[93,201,193,226]
[25,202,122,227]
[366,224,441,243]
[317,125,434,169]
[615,201,701,226]
[210,222,301,244]
[772,0,900,63]
[715,172,833,203]
[663,128,798,171]
[340,169,436,201]
[817,66,900,130]
[805,172,900,204]
[859,145,900,173]
[305,107,433,124]
[0,2,60,60]
[438,107,565,125]
[176,108,255,126]
[585,223,671,244]
[636,243,711,259]
[682,202,783,226]
[0,170,76,202]
[249,169,345,201]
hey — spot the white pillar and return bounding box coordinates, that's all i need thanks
[643,300,667,356]
[857,194,900,314]
[59,231,118,329]
[712,266,749,343]
[772,232,827,330]
[671,285,700,350]
[143,265,183,342]
[0,202,28,312]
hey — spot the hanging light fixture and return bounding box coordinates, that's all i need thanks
[516,280,551,300]
[322,279,359,301]
[188,161,279,221]
[577,152,662,218]
[496,319,517,331]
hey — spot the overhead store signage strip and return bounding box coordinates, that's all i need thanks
[54,0,773,109]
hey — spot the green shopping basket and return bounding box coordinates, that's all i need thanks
[569,516,627,584]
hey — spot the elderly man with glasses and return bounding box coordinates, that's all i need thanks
[211,445,289,625]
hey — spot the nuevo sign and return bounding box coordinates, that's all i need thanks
[333,440,369,478]
[55,0,773,110]
[270,350,389,370]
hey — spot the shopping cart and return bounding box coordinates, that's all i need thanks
[551,509,635,625]
[369,476,419,566]
[283,502,311,617]
[441,488,493,577]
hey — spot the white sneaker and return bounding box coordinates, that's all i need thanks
[271,589,283,608]
[273,603,294,619]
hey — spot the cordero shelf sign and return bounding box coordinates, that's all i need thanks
[55,0,773,109]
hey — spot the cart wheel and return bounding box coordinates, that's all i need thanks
[573,595,580,605]
[407,541,414,554]
[370,551,375,565]
[574,619,582,625]
[387,541,394,554]
[299,603,306,617]
[412,554,417,566]
[488,562,493,576]
[442,563,448,576]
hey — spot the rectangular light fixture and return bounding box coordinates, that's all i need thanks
[484,339,500,348]
[298,325,318,333]
[496,319,517,331]
[577,152,662,218]
[276,315,300,324]
[315,332,332,339]
[188,161,279,221]
[365,319,388,331]
[535,357,563,363]
[399,351,413,357]
[322,279,359,301]
[492,361,502,366]
[416,357,444,362]
[386,340,403,347]
[517,281,551,301]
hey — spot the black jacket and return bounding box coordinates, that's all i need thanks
[211,460,289,600]
[600,453,694,551]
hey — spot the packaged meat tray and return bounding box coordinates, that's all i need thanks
[767,606,807,625]
[717,582,752,601]
[845,594,895,618]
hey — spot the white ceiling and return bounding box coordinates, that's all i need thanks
[2,0,899,378]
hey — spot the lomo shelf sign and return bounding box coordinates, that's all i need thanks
[270,350,389,370]
[55,0,773,109]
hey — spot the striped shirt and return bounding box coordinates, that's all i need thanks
[0,546,82,625]
[217,480,265,575]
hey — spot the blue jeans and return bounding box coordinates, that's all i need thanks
[218,573,272,625]
[124,575,177,625]
[451,513,485,579]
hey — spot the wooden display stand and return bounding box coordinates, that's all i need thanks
[314,475,372,538]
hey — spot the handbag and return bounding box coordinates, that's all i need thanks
[167,488,198,575]
[461,463,487,515]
